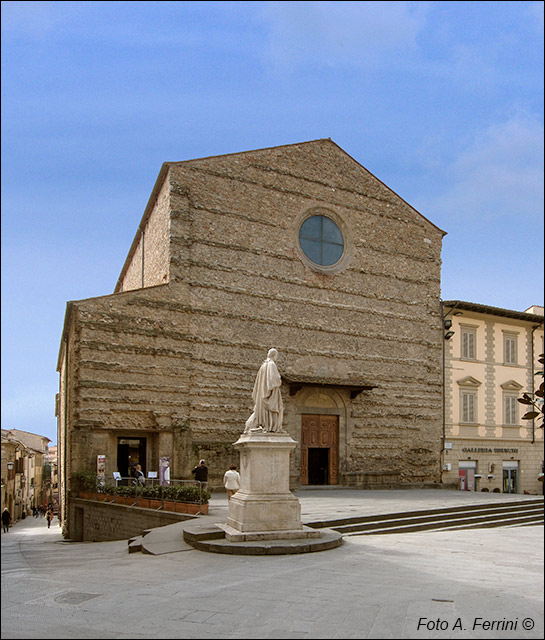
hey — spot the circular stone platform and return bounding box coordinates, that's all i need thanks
[182,520,342,555]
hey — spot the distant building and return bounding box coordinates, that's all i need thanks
[43,445,58,508]
[441,301,544,494]
[1,429,50,519]
[57,139,446,538]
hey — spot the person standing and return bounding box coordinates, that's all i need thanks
[2,508,11,533]
[191,459,208,488]
[223,464,240,500]
[134,464,145,486]
[45,507,54,529]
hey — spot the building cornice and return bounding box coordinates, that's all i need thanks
[443,300,544,324]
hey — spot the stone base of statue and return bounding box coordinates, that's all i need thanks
[222,430,319,541]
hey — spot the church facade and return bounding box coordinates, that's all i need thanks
[57,140,446,529]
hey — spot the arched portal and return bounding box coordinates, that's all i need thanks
[291,387,347,486]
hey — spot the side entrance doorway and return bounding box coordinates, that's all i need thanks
[300,414,339,485]
[117,437,147,479]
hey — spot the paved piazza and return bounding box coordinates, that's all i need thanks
[2,490,543,639]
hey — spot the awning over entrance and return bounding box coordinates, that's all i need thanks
[282,374,377,399]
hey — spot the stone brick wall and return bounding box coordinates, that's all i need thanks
[59,140,446,521]
[163,140,445,484]
[68,498,189,542]
[117,174,171,292]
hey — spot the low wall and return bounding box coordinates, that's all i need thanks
[68,498,194,542]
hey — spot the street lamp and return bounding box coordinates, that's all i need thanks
[440,301,463,471]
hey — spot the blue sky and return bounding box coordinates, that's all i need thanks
[2,1,543,444]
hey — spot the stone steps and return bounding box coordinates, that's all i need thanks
[127,498,543,554]
[181,520,343,555]
[127,535,143,553]
[306,498,544,536]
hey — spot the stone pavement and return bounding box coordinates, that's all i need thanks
[1,489,543,639]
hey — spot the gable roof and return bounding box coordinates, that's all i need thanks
[115,139,446,292]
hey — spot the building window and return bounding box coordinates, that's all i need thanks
[504,334,518,365]
[504,394,519,425]
[299,215,344,266]
[461,391,477,423]
[461,327,476,359]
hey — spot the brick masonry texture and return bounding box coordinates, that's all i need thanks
[69,499,188,542]
[58,140,446,537]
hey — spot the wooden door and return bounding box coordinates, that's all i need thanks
[301,414,339,485]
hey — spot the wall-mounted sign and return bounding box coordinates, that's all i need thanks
[97,455,106,477]
[461,447,518,454]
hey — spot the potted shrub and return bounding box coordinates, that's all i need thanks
[145,485,163,509]
[135,487,151,508]
[72,471,98,500]
[114,486,136,506]
[166,484,210,514]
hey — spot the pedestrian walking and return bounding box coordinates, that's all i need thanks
[2,507,11,533]
[191,459,208,488]
[223,464,240,500]
[45,507,54,529]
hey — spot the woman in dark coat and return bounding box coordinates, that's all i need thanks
[2,508,12,533]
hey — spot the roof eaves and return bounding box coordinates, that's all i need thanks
[443,300,544,323]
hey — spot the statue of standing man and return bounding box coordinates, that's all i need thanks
[244,348,285,433]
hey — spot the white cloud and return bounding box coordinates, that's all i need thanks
[416,113,544,223]
[259,0,429,71]
[0,1,79,39]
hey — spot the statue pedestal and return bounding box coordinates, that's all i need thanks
[224,431,318,541]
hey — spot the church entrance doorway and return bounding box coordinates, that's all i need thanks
[301,414,338,485]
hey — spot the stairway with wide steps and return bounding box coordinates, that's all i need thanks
[306,498,544,536]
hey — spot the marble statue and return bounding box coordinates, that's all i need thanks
[244,348,285,433]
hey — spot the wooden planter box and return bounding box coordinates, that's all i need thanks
[175,502,208,515]
[78,492,208,514]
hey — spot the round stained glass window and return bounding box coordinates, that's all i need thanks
[299,215,344,266]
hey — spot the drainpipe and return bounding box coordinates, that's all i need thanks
[440,301,460,481]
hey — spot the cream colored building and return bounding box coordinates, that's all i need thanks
[441,301,544,494]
